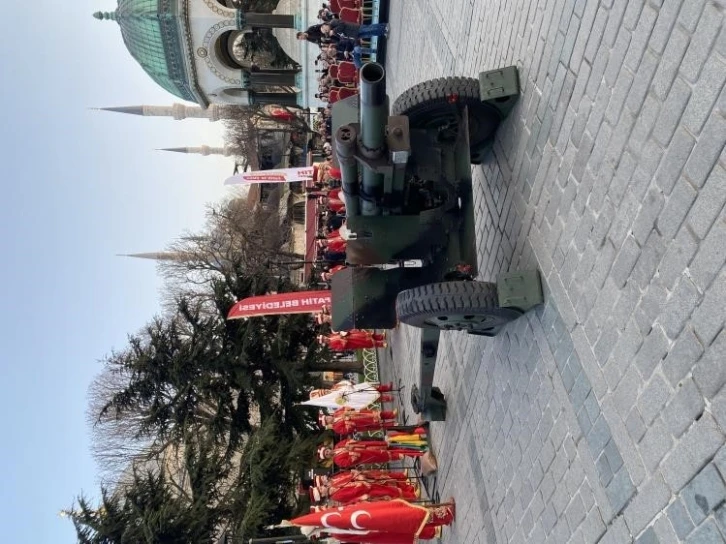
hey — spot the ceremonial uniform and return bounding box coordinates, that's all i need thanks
[291,498,455,543]
[328,439,425,468]
[322,331,387,351]
[329,407,398,435]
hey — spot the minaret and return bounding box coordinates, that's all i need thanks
[94,104,226,122]
[117,252,194,262]
[158,146,235,157]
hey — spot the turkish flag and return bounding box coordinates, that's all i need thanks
[227,291,332,319]
[291,499,430,536]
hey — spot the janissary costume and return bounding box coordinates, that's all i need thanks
[319,438,426,468]
[327,470,411,487]
[301,381,396,410]
[318,330,388,351]
[310,474,418,504]
[290,498,455,543]
[320,407,398,435]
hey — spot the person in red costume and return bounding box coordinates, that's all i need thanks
[314,472,418,503]
[319,406,398,435]
[324,470,412,490]
[318,438,425,468]
[325,196,346,213]
[312,479,417,504]
[317,330,387,351]
[307,381,396,402]
[291,498,455,543]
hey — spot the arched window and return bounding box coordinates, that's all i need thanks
[214,30,248,70]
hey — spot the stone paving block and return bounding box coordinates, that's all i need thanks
[663,378,706,439]
[693,330,726,399]
[634,325,669,380]
[652,514,680,544]
[636,526,659,544]
[639,418,674,473]
[632,235,667,290]
[606,466,637,515]
[653,76,692,147]
[661,414,726,491]
[688,164,726,241]
[651,27,691,101]
[657,177,698,240]
[611,236,643,288]
[648,0,683,54]
[627,408,648,443]
[655,128,697,196]
[716,502,726,538]
[624,472,672,535]
[600,515,632,544]
[638,374,672,426]
[634,280,668,335]
[627,62,661,136]
[659,276,702,339]
[682,54,726,136]
[679,3,723,83]
[684,113,726,190]
[657,224,699,291]
[566,491,587,531]
[681,464,726,525]
[667,498,696,540]
[690,217,726,294]
[633,188,665,246]
[609,194,641,249]
[624,4,658,73]
[684,519,725,544]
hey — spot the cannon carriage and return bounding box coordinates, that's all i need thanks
[329,63,544,419]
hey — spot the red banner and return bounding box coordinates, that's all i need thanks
[227,291,332,320]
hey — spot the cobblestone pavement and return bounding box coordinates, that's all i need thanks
[378,0,726,542]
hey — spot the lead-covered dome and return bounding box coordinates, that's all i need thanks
[93,0,201,103]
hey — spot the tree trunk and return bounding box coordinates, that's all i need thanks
[304,358,364,373]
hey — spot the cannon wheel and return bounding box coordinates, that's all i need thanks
[395,281,522,333]
[391,77,501,163]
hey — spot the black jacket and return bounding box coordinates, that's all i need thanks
[329,20,360,39]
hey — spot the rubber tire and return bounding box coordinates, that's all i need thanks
[391,77,500,157]
[395,281,522,332]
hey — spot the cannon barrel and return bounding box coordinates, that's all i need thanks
[334,124,360,217]
[359,62,387,153]
[358,63,388,215]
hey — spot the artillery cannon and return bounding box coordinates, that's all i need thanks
[329,63,544,419]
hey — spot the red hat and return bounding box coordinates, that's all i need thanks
[318,410,329,428]
[317,444,330,460]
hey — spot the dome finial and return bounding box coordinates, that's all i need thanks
[93,11,116,21]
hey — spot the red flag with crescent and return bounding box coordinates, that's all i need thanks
[227,291,332,320]
[290,499,430,536]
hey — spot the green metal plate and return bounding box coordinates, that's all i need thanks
[497,270,544,312]
[478,66,521,119]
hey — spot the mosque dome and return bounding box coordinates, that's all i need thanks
[93,1,203,104]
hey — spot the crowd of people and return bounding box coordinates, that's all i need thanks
[299,3,389,145]
[280,380,454,543]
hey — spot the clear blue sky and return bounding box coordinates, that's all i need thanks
[0,2,237,541]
